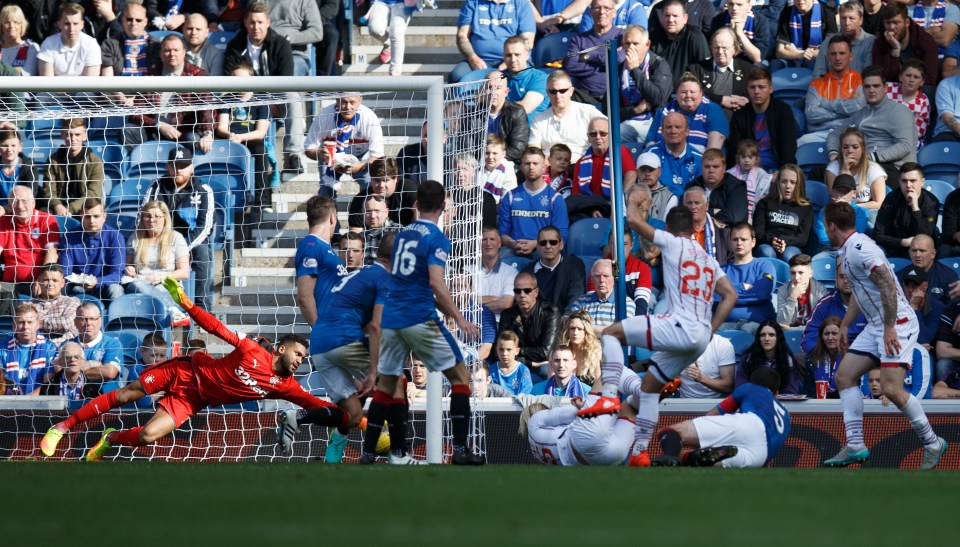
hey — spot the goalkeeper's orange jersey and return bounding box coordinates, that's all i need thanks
[183,305,324,409]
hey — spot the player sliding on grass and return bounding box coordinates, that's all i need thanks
[40,278,352,461]
[277,233,396,463]
[577,190,738,467]
[821,201,947,469]
[651,368,790,467]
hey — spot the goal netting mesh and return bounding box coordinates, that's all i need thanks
[0,78,495,462]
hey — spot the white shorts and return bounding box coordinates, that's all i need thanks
[848,320,918,366]
[378,319,463,377]
[623,314,711,383]
[693,413,768,468]
[569,414,635,466]
[312,341,370,403]
[527,407,578,466]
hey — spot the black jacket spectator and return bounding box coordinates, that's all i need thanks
[497,297,561,364]
[522,254,586,313]
[347,178,418,229]
[101,33,161,76]
[649,25,711,88]
[727,97,797,168]
[649,0,716,36]
[224,28,294,76]
[873,189,940,258]
[686,57,753,115]
[939,189,960,257]
[142,175,215,250]
[621,52,673,123]
[497,100,529,165]
[708,13,773,62]
[753,197,814,249]
[686,174,749,226]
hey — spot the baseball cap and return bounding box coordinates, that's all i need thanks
[168,145,193,164]
[832,174,856,194]
[902,266,928,284]
[636,152,661,170]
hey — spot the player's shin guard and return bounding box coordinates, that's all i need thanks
[449,384,471,454]
[600,335,626,399]
[657,429,682,458]
[107,427,147,447]
[902,394,940,447]
[387,397,410,456]
[634,390,660,451]
[297,407,347,429]
[61,391,119,430]
[362,390,391,456]
[839,386,866,450]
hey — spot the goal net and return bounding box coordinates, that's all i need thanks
[0,76,494,463]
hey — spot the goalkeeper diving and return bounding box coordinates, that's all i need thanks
[39,277,355,461]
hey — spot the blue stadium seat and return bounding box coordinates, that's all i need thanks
[114,330,142,367]
[105,294,171,332]
[532,30,574,68]
[194,141,254,213]
[88,140,127,184]
[568,218,611,258]
[918,142,960,182]
[502,255,532,271]
[716,330,754,361]
[939,257,960,278]
[457,68,494,84]
[771,67,813,104]
[796,142,828,178]
[924,179,954,206]
[107,178,150,213]
[811,253,836,289]
[790,103,806,136]
[623,142,643,162]
[54,215,82,235]
[806,180,829,213]
[88,116,127,143]
[757,256,790,289]
[74,293,106,318]
[650,264,663,289]
[209,31,236,51]
[149,30,182,40]
[127,141,179,180]
[107,211,139,243]
[784,329,803,355]
[888,257,911,272]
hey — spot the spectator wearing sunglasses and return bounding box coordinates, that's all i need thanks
[529,70,607,163]
[496,272,561,380]
[568,117,637,223]
[520,225,585,313]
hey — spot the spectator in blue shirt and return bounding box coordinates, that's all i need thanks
[531,344,590,397]
[1,303,57,395]
[563,0,624,103]
[59,197,125,303]
[644,73,729,153]
[502,36,549,124]
[489,330,533,395]
[68,302,123,391]
[645,111,703,197]
[576,0,648,32]
[498,146,569,257]
[813,174,869,252]
[718,222,776,335]
[451,0,536,83]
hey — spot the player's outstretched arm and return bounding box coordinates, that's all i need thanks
[163,277,241,347]
[626,187,656,243]
[429,264,480,341]
[711,276,738,333]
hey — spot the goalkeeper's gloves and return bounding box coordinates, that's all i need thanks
[162,277,194,311]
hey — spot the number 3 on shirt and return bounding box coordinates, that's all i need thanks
[393,239,418,276]
[680,260,714,302]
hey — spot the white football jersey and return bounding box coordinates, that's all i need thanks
[839,232,916,329]
[527,404,581,466]
[654,229,727,330]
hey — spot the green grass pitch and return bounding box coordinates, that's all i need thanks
[11,463,959,546]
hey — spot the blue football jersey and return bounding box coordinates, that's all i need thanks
[719,383,791,463]
[295,234,347,318]
[310,263,391,354]
[382,219,450,329]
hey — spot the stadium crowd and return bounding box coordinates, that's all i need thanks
[3,0,960,423]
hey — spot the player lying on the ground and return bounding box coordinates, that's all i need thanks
[40,278,353,461]
[521,363,646,466]
[651,368,791,468]
[277,234,397,463]
[578,192,738,468]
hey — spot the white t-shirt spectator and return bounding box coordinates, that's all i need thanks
[529,102,607,162]
[305,103,385,162]
[1,42,38,75]
[37,32,101,76]
[678,335,736,398]
[128,232,189,276]
[825,160,887,204]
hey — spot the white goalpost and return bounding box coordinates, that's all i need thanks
[0,76,492,464]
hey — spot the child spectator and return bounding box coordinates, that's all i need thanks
[823,127,886,210]
[546,143,573,196]
[726,139,771,223]
[185,338,207,356]
[0,129,35,215]
[39,118,104,217]
[753,163,814,262]
[489,330,533,395]
[478,134,517,203]
[216,62,273,212]
[813,174,869,251]
[885,59,930,151]
[126,331,168,407]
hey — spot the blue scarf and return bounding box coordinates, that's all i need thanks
[726,11,756,39]
[914,1,947,28]
[621,52,652,121]
[335,110,360,154]
[59,371,86,401]
[544,376,586,398]
[575,148,612,197]
[702,214,716,258]
[121,34,149,76]
[789,2,823,49]
[165,0,184,17]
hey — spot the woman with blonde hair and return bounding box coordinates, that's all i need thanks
[560,310,602,385]
[753,163,814,262]
[0,5,38,76]
[824,127,886,209]
[125,201,191,323]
